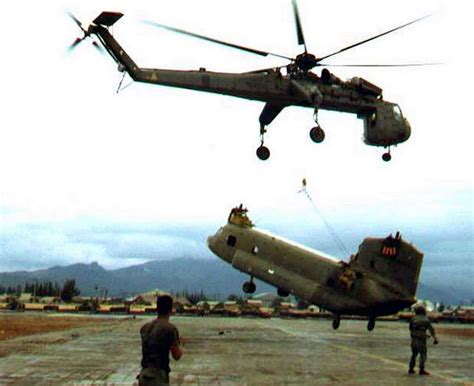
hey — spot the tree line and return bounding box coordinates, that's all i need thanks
[0,279,81,302]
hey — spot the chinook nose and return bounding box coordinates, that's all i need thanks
[207,234,216,252]
[206,235,214,247]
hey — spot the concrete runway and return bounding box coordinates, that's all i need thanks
[0,314,472,385]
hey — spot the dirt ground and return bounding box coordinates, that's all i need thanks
[1,313,473,385]
[436,326,474,338]
[0,312,118,342]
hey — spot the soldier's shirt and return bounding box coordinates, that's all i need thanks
[140,319,180,373]
[409,314,436,340]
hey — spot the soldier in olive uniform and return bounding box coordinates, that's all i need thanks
[408,305,438,375]
[138,295,184,385]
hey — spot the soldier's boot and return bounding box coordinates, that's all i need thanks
[419,369,430,376]
[408,368,415,374]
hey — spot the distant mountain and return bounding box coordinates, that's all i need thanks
[0,259,470,304]
[416,282,472,306]
[0,258,273,299]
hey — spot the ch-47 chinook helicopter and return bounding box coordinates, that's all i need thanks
[207,205,423,331]
[68,2,433,161]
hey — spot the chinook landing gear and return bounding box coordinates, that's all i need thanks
[332,315,341,330]
[256,124,270,161]
[242,278,256,294]
[367,318,376,331]
[382,147,392,162]
[277,288,289,297]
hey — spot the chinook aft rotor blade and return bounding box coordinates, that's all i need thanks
[292,0,307,51]
[143,20,292,60]
[317,15,432,62]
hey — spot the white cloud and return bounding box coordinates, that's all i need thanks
[0,0,472,275]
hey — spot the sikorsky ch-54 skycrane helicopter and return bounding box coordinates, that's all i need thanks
[68,2,433,161]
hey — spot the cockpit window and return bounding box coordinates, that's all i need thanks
[393,105,403,121]
[226,235,237,247]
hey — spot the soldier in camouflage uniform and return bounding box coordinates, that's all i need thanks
[408,305,438,375]
[138,295,184,385]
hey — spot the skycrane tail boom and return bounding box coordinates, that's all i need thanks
[88,12,292,103]
[89,13,140,80]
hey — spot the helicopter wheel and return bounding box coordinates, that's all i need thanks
[243,280,256,294]
[310,126,325,143]
[367,318,376,331]
[256,145,270,161]
[332,316,341,330]
[277,288,289,297]
[382,152,391,162]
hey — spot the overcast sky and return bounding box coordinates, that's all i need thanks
[0,0,472,291]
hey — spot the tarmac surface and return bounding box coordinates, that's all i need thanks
[0,313,473,385]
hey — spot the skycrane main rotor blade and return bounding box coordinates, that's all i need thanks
[318,62,441,67]
[292,0,307,51]
[317,15,432,62]
[142,20,292,60]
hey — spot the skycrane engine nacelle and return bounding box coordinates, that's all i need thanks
[350,77,383,97]
[321,69,343,86]
[362,102,411,147]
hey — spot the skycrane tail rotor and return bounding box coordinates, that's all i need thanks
[66,11,105,55]
[67,37,83,52]
[92,40,106,55]
[66,10,86,33]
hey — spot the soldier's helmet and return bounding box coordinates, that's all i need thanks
[415,305,426,315]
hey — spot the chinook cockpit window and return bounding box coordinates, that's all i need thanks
[226,235,237,247]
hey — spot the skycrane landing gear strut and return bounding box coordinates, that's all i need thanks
[309,108,325,143]
[256,124,270,161]
[256,103,285,161]
[243,277,256,294]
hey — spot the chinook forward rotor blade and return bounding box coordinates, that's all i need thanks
[317,15,431,62]
[143,20,292,60]
[292,0,307,51]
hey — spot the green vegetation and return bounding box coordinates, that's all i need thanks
[1,279,80,301]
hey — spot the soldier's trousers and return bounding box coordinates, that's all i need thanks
[409,339,427,370]
[138,368,169,386]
